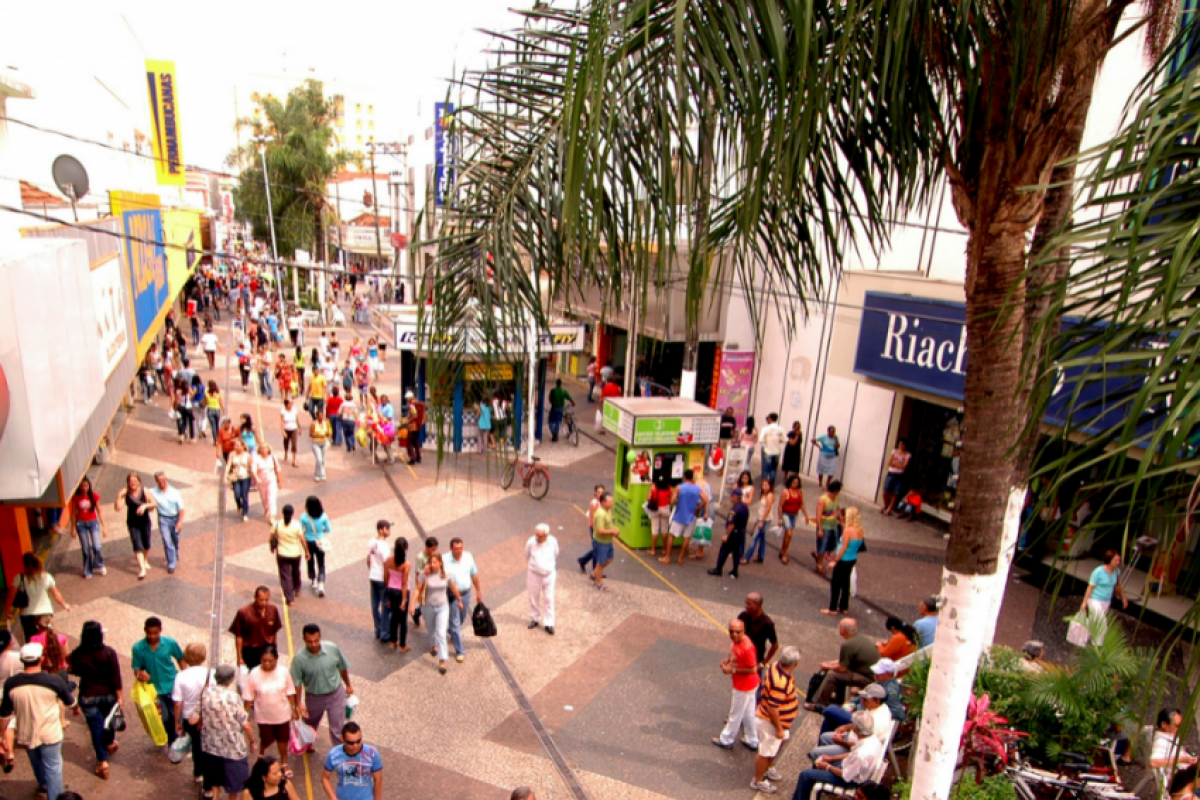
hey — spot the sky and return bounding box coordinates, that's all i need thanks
[1,0,527,181]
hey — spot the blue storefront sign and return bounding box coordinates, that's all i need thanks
[854,292,1144,436]
[122,208,169,355]
[434,102,454,207]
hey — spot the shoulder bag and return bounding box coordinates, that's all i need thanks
[270,522,280,553]
[11,575,29,611]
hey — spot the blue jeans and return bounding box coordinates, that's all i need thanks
[763,454,780,485]
[332,417,344,446]
[258,370,273,399]
[81,695,117,762]
[158,515,180,570]
[206,408,221,438]
[342,418,357,452]
[794,768,852,800]
[77,520,104,577]
[426,602,449,661]
[370,580,391,640]
[817,525,840,556]
[820,704,853,735]
[548,406,564,439]
[232,478,250,516]
[746,521,768,561]
[449,588,471,656]
[26,741,63,800]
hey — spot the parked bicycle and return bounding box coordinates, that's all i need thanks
[563,408,580,446]
[501,454,551,499]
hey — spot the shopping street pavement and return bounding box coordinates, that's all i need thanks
[13,326,1046,800]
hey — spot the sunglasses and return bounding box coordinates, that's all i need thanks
[343,738,363,747]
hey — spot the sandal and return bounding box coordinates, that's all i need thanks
[820,609,838,616]
[779,553,790,565]
[95,762,110,780]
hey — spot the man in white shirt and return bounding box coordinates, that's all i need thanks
[1152,708,1198,800]
[525,524,560,636]
[795,711,882,800]
[445,538,483,663]
[759,413,787,486]
[809,684,892,761]
[200,328,220,369]
[171,643,212,788]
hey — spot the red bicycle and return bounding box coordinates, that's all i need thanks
[501,455,550,499]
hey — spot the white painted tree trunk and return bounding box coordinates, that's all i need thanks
[910,485,1025,800]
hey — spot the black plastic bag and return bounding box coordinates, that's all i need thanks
[472,601,498,637]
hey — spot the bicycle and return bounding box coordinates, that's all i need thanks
[563,408,580,447]
[501,454,551,499]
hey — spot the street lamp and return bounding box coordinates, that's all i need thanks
[252,134,284,304]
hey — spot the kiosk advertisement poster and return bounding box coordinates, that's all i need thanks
[716,351,755,427]
[633,416,721,446]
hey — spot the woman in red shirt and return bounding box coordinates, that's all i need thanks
[69,477,108,579]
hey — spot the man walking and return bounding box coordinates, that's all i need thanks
[547,379,574,442]
[0,643,75,800]
[738,593,780,676]
[144,471,186,574]
[131,616,185,747]
[525,523,559,635]
[750,646,801,794]
[660,470,702,565]
[760,414,786,486]
[229,586,283,671]
[322,721,383,800]
[709,488,750,579]
[589,493,618,591]
[445,538,483,663]
[292,624,354,745]
[712,618,760,751]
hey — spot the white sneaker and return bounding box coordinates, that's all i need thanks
[765,768,783,782]
[311,579,318,590]
[317,583,325,598]
[750,780,778,794]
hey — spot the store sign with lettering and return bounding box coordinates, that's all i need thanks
[633,415,721,446]
[854,292,968,400]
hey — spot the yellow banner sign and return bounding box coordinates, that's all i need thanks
[145,60,185,186]
[465,363,514,382]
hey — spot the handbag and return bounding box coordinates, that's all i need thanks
[269,522,280,553]
[11,575,29,611]
[1066,615,1091,647]
[316,537,331,553]
[646,494,659,512]
[105,702,127,733]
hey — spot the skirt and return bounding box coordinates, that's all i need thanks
[817,453,838,477]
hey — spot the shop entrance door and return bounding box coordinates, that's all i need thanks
[899,397,963,519]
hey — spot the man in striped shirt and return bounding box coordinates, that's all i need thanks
[751,646,801,794]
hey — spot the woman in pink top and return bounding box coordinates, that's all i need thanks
[242,644,296,773]
[738,418,760,473]
[384,538,412,652]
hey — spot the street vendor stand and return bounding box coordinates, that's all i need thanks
[601,397,721,547]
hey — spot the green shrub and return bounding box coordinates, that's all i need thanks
[893,775,1016,800]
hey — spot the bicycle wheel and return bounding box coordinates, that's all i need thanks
[568,418,579,446]
[500,462,516,490]
[528,469,550,499]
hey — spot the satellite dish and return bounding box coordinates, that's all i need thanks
[51,155,89,222]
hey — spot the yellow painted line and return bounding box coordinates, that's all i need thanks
[280,601,315,800]
[572,503,726,634]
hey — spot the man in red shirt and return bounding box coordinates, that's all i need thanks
[325,387,345,447]
[713,617,761,750]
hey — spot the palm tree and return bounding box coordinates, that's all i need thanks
[433,2,1178,796]
[228,79,352,268]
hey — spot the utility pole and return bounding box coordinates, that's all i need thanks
[368,142,383,267]
[252,135,284,304]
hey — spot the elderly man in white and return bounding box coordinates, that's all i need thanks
[525,523,560,636]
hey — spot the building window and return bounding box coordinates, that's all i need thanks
[356,135,363,144]
[369,120,375,130]
[355,103,361,113]
[356,119,362,129]
[368,104,374,114]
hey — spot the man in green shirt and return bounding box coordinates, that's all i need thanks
[131,616,185,747]
[290,623,354,745]
[591,493,618,591]
[807,618,880,710]
[548,379,575,442]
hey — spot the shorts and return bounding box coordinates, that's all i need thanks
[755,717,790,759]
[206,754,250,794]
[669,519,696,539]
[258,721,291,748]
[592,540,615,565]
[781,512,800,530]
[884,472,904,495]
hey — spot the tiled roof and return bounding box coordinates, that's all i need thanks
[20,181,69,208]
[347,212,390,227]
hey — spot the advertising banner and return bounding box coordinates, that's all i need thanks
[633,415,722,446]
[145,60,186,187]
[434,102,454,207]
[90,255,129,380]
[394,321,585,355]
[111,191,168,360]
[715,351,755,428]
[163,208,203,300]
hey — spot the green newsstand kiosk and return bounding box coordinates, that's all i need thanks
[601,396,722,547]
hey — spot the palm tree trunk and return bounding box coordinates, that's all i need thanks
[912,220,1028,800]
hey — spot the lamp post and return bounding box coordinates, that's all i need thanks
[252,134,284,304]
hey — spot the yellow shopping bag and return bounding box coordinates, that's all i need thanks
[130,680,168,746]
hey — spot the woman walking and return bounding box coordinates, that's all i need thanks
[777,475,810,565]
[813,480,845,576]
[4,553,71,642]
[743,478,776,565]
[823,507,864,616]
[115,473,153,579]
[293,347,306,397]
[68,620,123,780]
[241,644,296,771]
[205,380,225,440]
[280,397,301,467]
[478,398,493,452]
[240,414,259,456]
[1080,549,1128,645]
[739,417,759,474]
[300,496,331,597]
[225,440,253,522]
[255,345,274,400]
[384,538,411,652]
[310,408,332,482]
[339,391,359,453]
[271,504,309,605]
[417,552,460,675]
[254,443,282,523]
[70,477,107,579]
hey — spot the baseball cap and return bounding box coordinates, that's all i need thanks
[871,658,898,675]
[376,520,392,530]
[404,390,415,399]
[923,595,940,611]
[19,642,44,663]
[730,488,743,497]
[863,683,887,700]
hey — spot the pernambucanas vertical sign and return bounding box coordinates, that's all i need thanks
[145,60,185,186]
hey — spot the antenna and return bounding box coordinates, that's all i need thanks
[51,154,89,222]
